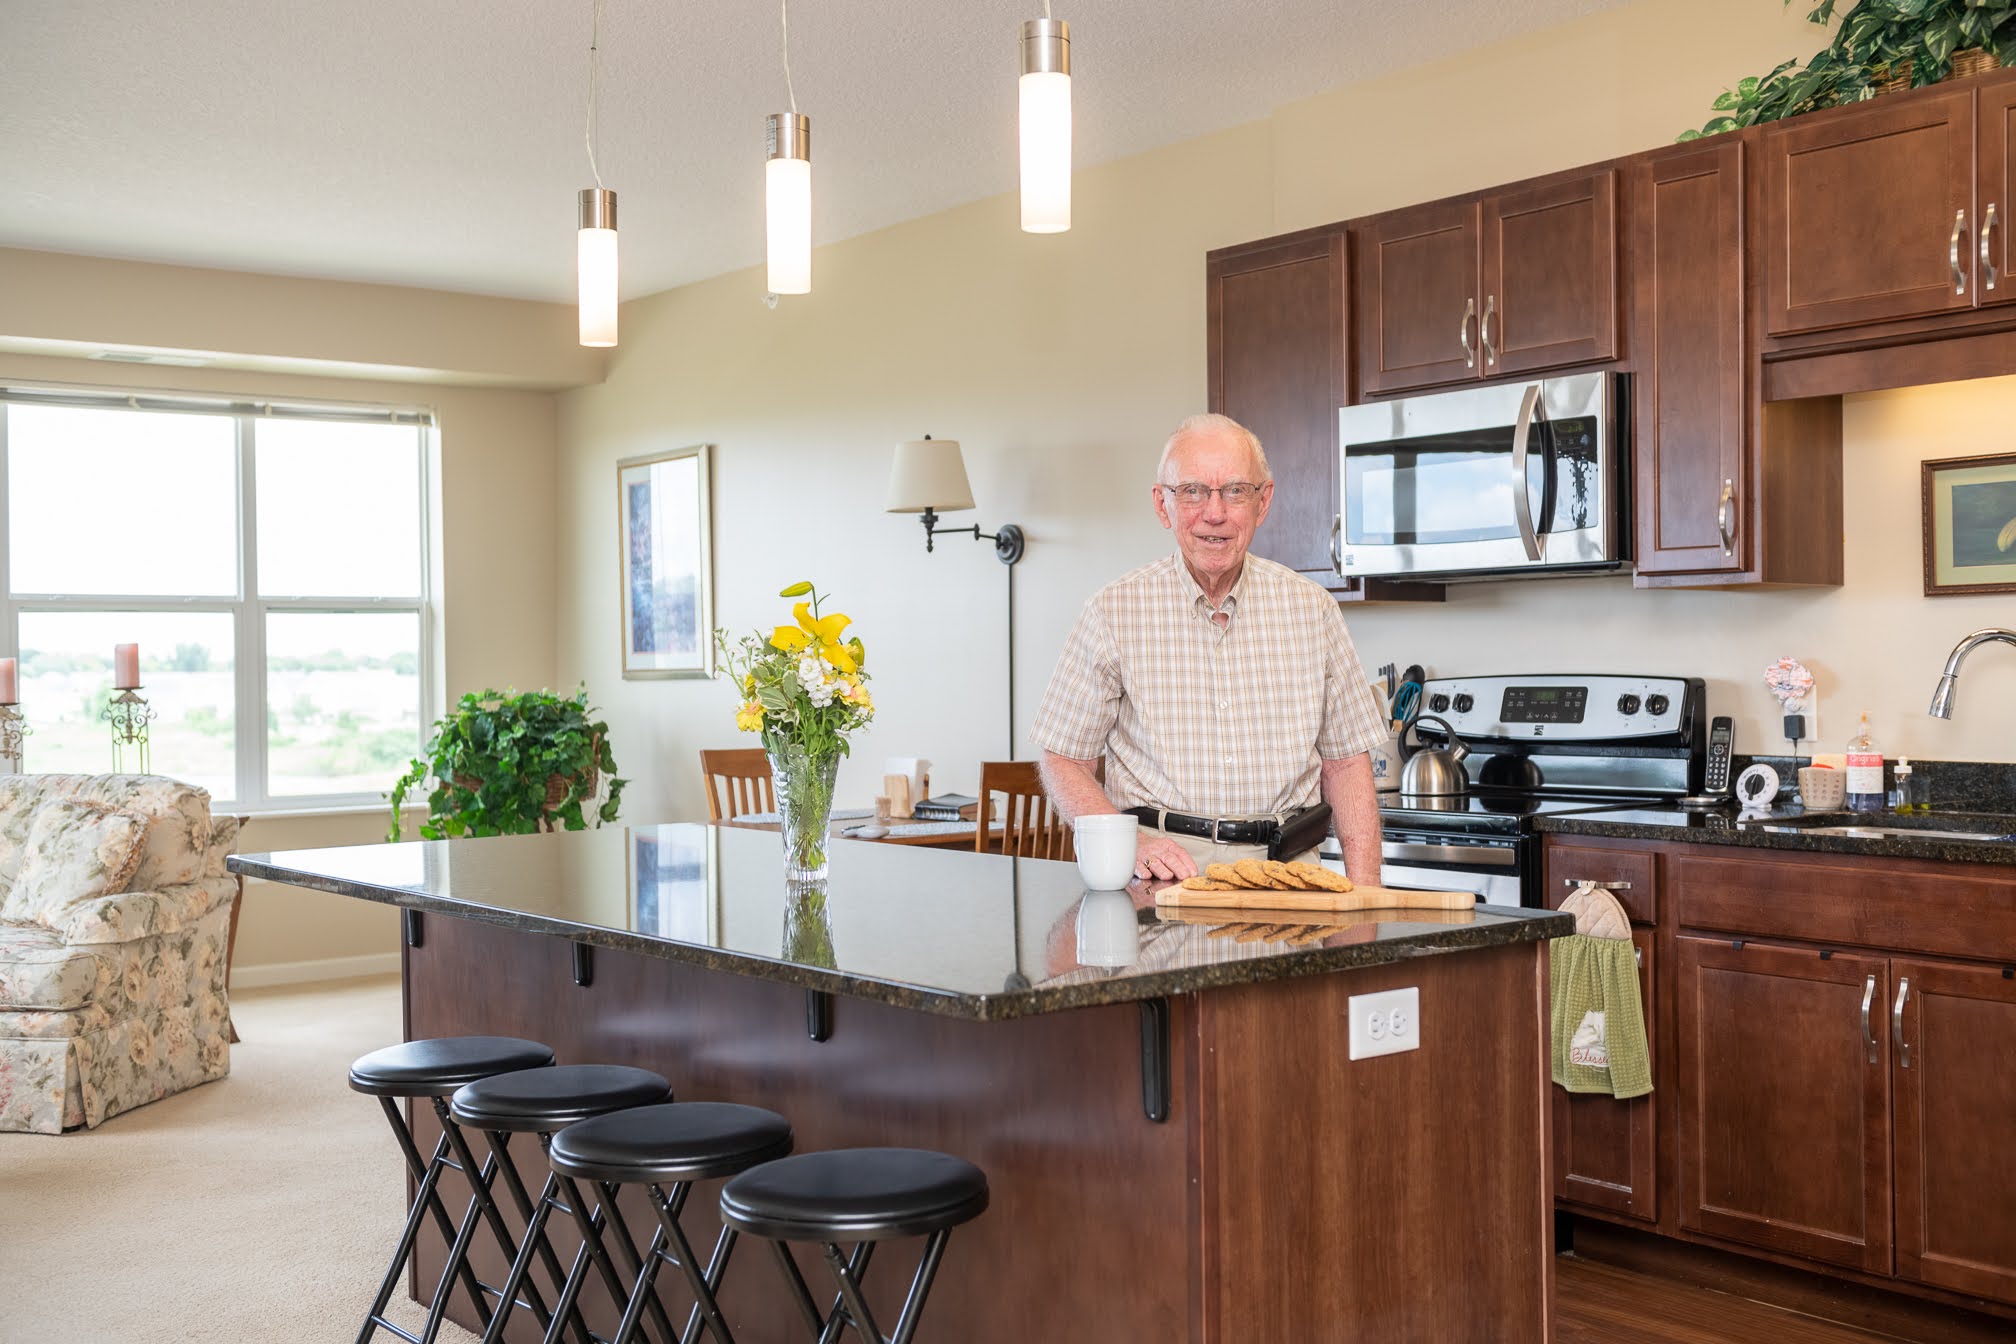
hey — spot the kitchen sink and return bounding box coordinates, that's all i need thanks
[1740,817,2016,843]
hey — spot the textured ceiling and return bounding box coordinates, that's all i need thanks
[0,1,1622,303]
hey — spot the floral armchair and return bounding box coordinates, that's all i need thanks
[0,774,240,1134]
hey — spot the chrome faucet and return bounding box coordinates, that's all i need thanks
[1929,628,2016,718]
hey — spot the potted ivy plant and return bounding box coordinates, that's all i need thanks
[387,687,626,840]
[1681,0,2016,141]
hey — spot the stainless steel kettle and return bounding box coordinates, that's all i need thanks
[1398,714,1471,797]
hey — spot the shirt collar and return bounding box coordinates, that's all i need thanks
[1173,554,1252,617]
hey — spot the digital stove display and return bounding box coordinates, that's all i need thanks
[1500,684,1588,724]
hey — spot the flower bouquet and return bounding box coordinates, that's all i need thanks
[716,581,874,885]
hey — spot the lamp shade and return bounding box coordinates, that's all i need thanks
[886,438,976,513]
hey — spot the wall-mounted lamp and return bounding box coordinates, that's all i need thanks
[884,436,1025,565]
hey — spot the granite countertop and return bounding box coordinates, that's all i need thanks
[229,823,1568,1022]
[1536,805,2016,866]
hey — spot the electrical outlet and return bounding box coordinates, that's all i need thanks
[1348,986,1420,1060]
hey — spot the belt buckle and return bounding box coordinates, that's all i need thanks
[1209,817,1224,844]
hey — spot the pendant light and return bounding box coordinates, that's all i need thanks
[577,0,618,346]
[765,0,812,294]
[1019,7,1071,234]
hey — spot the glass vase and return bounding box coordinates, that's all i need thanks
[768,740,841,883]
[783,881,836,968]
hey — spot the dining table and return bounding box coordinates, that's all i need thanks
[719,806,1007,851]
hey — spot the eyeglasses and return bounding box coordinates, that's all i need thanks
[1160,481,1266,508]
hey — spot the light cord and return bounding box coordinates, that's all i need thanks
[781,0,798,114]
[585,0,605,188]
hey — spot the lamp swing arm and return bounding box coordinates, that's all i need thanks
[917,507,1025,565]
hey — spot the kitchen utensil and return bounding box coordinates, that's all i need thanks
[1388,681,1421,731]
[1154,883,1478,912]
[1398,714,1471,797]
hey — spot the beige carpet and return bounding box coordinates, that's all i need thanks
[0,976,481,1344]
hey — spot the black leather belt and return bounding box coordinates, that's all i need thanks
[1125,807,1279,846]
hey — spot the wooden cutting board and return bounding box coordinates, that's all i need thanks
[1153,883,1479,912]
[1157,906,1477,931]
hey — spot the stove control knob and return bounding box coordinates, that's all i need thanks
[1617,694,1642,715]
[1646,693,1670,716]
[1429,693,1451,714]
[1452,693,1475,714]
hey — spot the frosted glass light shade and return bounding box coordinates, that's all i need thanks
[578,226,618,347]
[1019,71,1072,233]
[886,439,976,513]
[766,155,812,295]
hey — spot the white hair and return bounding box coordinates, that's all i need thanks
[1157,413,1271,483]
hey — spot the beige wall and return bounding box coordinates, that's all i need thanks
[558,0,2016,828]
[0,255,576,972]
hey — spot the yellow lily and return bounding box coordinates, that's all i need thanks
[788,601,857,673]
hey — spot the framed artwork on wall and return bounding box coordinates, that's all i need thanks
[618,444,714,677]
[1923,451,2016,596]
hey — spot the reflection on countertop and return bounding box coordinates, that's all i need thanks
[232,822,1567,1021]
[1538,804,2016,866]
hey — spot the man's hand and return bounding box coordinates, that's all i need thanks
[1134,833,1197,882]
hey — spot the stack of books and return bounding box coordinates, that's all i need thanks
[909,793,980,821]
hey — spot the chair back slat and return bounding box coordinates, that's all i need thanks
[978,760,1074,861]
[700,748,775,822]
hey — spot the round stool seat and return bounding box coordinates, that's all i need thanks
[720,1148,989,1242]
[450,1064,671,1133]
[348,1036,556,1098]
[550,1102,794,1185]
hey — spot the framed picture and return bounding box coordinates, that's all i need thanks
[618,444,714,677]
[1923,451,2016,596]
[627,824,719,943]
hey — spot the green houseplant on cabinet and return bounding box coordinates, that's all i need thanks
[1680,0,2016,141]
[387,687,626,840]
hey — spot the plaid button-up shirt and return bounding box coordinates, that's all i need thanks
[1030,554,1388,818]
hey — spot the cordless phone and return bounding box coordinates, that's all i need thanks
[1703,716,1734,795]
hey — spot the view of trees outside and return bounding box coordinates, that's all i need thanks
[6,403,427,805]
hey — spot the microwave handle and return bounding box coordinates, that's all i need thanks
[1509,383,1544,561]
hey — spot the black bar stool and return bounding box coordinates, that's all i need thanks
[449,1064,674,1344]
[544,1102,795,1344]
[347,1035,557,1344]
[718,1148,989,1344]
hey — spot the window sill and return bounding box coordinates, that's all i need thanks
[228,801,423,822]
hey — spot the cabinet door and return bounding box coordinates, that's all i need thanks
[1892,957,2016,1303]
[1354,201,1481,395]
[1978,81,2016,309]
[1207,232,1349,587]
[1630,141,1750,577]
[1481,170,1619,377]
[1553,930,1658,1223]
[1675,937,1893,1273]
[1762,90,1977,335]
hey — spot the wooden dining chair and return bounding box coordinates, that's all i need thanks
[701,748,776,822]
[977,760,1074,860]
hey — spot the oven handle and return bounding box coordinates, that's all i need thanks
[1509,383,1544,561]
[1382,841,1520,869]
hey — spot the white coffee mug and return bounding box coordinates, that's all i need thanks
[1075,889,1141,968]
[1073,814,1139,890]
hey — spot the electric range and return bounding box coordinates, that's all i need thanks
[1325,673,1708,906]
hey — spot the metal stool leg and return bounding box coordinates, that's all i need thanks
[485,1131,593,1344]
[651,1186,739,1344]
[433,1118,567,1344]
[820,1243,887,1344]
[365,1097,495,1339]
[886,1231,953,1344]
[554,1171,679,1344]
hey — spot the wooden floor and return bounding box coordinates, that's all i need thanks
[1556,1256,1947,1344]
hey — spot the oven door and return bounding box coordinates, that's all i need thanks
[1337,372,1615,579]
[1379,836,1525,907]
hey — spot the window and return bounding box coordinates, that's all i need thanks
[0,388,432,810]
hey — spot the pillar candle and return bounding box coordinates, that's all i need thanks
[0,658,14,705]
[114,643,140,690]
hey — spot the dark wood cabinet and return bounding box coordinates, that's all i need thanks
[1354,170,1618,396]
[1206,231,1443,604]
[1674,936,1894,1274]
[1892,957,2016,1303]
[1554,929,1658,1223]
[1762,89,1977,336]
[1979,81,2016,310]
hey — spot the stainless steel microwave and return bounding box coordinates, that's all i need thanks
[1335,372,1627,580]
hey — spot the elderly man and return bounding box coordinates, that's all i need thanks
[1031,413,1386,884]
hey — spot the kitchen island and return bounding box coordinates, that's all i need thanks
[234,825,1569,1343]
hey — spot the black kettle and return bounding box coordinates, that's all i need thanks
[1398,714,1471,797]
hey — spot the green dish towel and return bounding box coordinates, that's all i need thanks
[1549,933,1652,1099]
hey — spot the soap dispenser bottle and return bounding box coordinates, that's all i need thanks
[1846,711,1884,813]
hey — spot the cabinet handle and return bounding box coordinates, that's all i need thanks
[1983,204,2001,292]
[1716,479,1736,556]
[1634,946,1643,970]
[1459,297,1477,368]
[1893,976,1911,1069]
[1952,208,1969,297]
[1861,974,1878,1065]
[1329,514,1343,576]
[1482,294,1498,367]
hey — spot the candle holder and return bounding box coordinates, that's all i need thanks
[103,689,155,773]
[0,704,27,772]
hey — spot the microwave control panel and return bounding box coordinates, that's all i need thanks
[1416,674,1697,742]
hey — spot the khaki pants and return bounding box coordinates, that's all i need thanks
[1143,824,1319,873]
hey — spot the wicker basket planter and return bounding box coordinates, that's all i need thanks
[1876,46,2000,95]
